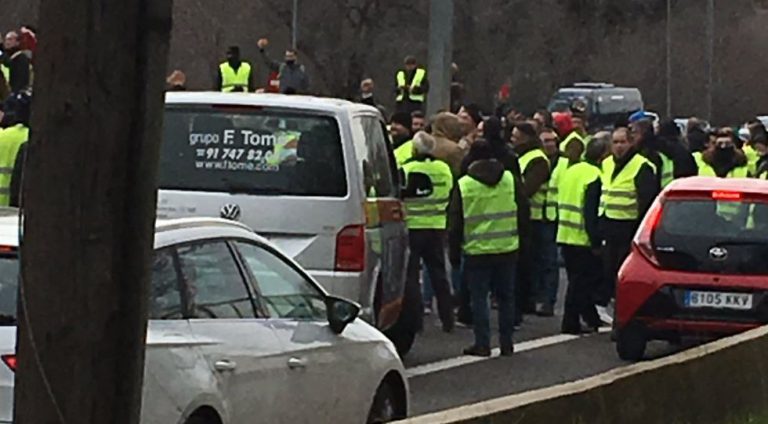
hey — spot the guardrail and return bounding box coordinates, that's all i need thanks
[399,325,768,424]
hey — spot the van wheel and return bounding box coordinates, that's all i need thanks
[385,322,417,356]
[616,324,647,361]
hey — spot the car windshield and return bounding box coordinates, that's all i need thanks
[594,91,643,115]
[653,198,768,275]
[0,253,18,325]
[159,105,348,197]
[547,91,590,113]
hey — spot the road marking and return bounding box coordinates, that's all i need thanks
[406,327,611,378]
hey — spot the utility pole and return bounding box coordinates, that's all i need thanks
[705,0,715,121]
[665,0,672,119]
[292,0,299,50]
[14,0,173,423]
[426,0,454,116]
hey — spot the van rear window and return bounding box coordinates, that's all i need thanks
[159,106,347,197]
[654,198,768,274]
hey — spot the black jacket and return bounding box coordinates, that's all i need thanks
[3,50,30,93]
[448,159,528,268]
[583,176,602,249]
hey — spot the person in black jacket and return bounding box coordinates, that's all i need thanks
[657,120,697,179]
[2,31,31,93]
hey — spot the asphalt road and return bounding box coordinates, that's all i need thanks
[403,269,695,417]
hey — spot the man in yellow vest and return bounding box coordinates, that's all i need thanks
[599,127,658,311]
[395,56,428,114]
[216,46,254,93]
[696,129,749,178]
[513,122,558,317]
[402,132,455,333]
[560,111,590,164]
[0,92,31,207]
[449,140,525,357]
[558,137,611,334]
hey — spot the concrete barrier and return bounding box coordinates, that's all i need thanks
[400,326,768,424]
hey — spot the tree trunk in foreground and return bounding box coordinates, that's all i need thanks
[14,0,173,423]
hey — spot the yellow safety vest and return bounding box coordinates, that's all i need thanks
[396,68,426,103]
[546,156,569,221]
[0,64,8,86]
[0,124,29,206]
[519,149,551,221]
[659,153,674,188]
[219,62,252,92]
[458,171,519,255]
[744,145,759,176]
[599,154,653,220]
[557,162,602,247]
[697,162,749,178]
[402,158,453,230]
[559,132,589,159]
[692,151,705,169]
[394,140,413,167]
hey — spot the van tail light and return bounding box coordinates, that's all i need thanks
[2,354,16,372]
[335,225,366,272]
[633,200,663,267]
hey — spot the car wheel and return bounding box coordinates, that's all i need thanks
[366,382,402,424]
[616,324,647,361]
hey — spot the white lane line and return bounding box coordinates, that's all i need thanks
[406,327,611,378]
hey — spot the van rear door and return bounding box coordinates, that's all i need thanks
[157,104,358,297]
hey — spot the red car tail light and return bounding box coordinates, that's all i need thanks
[2,354,16,372]
[633,200,663,267]
[335,225,366,272]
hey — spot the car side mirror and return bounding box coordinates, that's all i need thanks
[401,172,433,199]
[326,296,361,334]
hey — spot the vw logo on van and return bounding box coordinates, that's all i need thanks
[709,246,729,261]
[220,204,242,221]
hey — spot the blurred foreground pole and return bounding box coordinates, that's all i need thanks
[705,0,714,121]
[14,0,173,423]
[665,0,672,118]
[426,0,454,117]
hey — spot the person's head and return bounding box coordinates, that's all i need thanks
[533,109,552,129]
[412,131,436,157]
[657,120,681,142]
[629,118,654,149]
[552,112,574,139]
[586,133,612,164]
[753,134,768,156]
[404,56,417,71]
[360,78,375,95]
[226,46,240,62]
[431,112,464,142]
[389,112,412,141]
[482,116,503,145]
[539,127,559,156]
[411,110,425,133]
[285,49,298,65]
[611,127,632,159]
[511,122,537,147]
[687,127,710,153]
[468,139,495,162]
[458,104,482,136]
[712,129,736,151]
[3,31,19,51]
[571,112,587,135]
[747,120,767,142]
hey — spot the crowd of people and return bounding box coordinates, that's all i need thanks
[389,89,768,357]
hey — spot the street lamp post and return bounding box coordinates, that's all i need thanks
[666,0,672,119]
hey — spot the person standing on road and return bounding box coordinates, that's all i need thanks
[0,92,31,207]
[215,46,255,93]
[402,132,456,333]
[656,120,697,181]
[449,140,522,357]
[598,127,657,310]
[1,31,31,94]
[558,136,610,334]
[560,111,590,164]
[512,123,558,317]
[395,56,428,114]
[258,38,309,94]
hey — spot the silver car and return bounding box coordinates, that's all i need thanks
[0,213,408,423]
[157,92,417,354]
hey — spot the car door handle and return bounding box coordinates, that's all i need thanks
[287,357,307,370]
[214,360,237,372]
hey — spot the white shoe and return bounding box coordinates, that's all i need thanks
[596,306,614,325]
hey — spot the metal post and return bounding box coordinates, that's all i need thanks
[292,0,299,50]
[665,0,672,119]
[705,0,714,122]
[426,0,454,116]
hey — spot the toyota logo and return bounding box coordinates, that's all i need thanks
[220,204,242,221]
[709,246,729,261]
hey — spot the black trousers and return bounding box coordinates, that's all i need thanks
[561,245,602,331]
[599,229,634,306]
[515,233,535,322]
[407,230,454,328]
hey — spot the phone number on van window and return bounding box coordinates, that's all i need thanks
[195,148,275,162]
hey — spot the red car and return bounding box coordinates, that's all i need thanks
[615,177,768,360]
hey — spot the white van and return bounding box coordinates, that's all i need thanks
[157,92,419,353]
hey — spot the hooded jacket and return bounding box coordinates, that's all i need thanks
[701,147,748,177]
[448,159,528,267]
[431,112,468,176]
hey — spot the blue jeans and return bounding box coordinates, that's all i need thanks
[532,221,560,308]
[467,260,517,350]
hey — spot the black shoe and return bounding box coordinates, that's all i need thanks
[500,345,515,356]
[536,304,555,317]
[463,345,492,357]
[561,327,583,335]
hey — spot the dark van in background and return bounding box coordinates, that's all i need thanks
[548,82,644,130]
